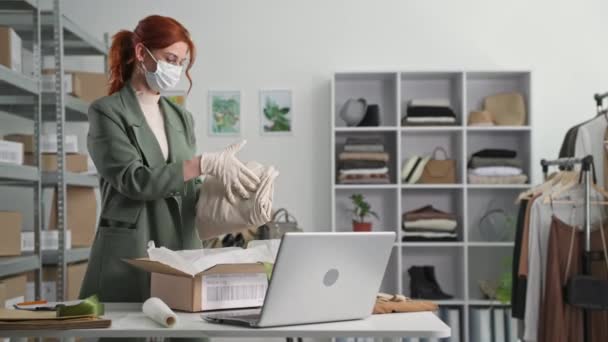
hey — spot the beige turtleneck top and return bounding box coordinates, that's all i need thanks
[134,88,168,161]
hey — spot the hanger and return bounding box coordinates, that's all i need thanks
[543,171,580,204]
[516,171,563,203]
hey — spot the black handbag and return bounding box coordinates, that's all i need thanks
[564,216,608,310]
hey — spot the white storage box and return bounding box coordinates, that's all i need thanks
[41,134,78,153]
[0,140,23,165]
[21,230,72,252]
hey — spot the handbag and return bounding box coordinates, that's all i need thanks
[419,147,456,184]
[564,215,608,310]
[258,208,302,239]
[478,199,516,242]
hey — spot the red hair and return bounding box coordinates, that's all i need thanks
[108,15,196,95]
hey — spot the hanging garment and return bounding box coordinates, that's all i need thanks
[575,115,608,187]
[523,188,604,342]
[538,216,608,342]
[511,197,534,319]
[196,162,279,240]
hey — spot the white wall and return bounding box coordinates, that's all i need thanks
[19,0,608,231]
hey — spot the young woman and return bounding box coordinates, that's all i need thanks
[80,15,259,302]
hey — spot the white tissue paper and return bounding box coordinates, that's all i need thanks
[142,297,177,328]
[146,240,280,276]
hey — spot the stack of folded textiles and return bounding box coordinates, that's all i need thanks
[338,137,390,184]
[467,149,528,184]
[402,98,457,126]
[402,205,458,241]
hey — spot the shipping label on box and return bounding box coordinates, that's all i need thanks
[41,74,73,94]
[202,273,268,311]
[21,230,72,252]
[0,140,23,165]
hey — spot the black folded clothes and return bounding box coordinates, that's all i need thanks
[406,106,457,118]
[402,236,459,242]
[472,148,517,159]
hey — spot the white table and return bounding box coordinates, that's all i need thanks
[1,303,450,339]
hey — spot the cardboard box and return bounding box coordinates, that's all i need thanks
[0,140,23,165]
[42,70,107,103]
[4,134,78,154]
[0,26,22,72]
[23,153,88,173]
[48,187,96,247]
[37,262,88,301]
[0,211,21,256]
[126,259,268,312]
[0,274,26,308]
[21,230,72,252]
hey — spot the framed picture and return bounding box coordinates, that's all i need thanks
[208,90,241,136]
[163,90,187,107]
[259,89,293,135]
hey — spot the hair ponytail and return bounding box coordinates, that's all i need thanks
[107,16,197,95]
[108,30,136,95]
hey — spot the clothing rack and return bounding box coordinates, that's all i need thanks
[540,155,594,342]
[594,92,608,115]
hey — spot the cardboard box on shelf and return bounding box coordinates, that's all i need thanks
[42,70,107,103]
[39,262,88,301]
[0,211,21,257]
[23,153,88,173]
[4,134,78,154]
[0,140,23,165]
[0,274,27,308]
[21,230,72,252]
[126,259,268,312]
[48,187,96,247]
[0,26,22,73]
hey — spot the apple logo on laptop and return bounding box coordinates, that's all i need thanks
[323,268,339,287]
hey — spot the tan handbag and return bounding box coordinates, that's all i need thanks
[419,147,457,184]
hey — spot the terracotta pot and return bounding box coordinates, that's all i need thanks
[353,221,372,232]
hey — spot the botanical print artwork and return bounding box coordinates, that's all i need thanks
[209,91,241,135]
[260,89,293,134]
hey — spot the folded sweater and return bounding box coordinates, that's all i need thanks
[339,167,389,175]
[468,156,523,169]
[403,219,457,231]
[338,174,390,184]
[407,98,451,108]
[468,173,528,184]
[339,152,390,162]
[405,117,457,123]
[340,160,387,170]
[403,205,457,222]
[472,149,517,159]
[402,231,458,238]
[406,106,456,118]
[471,166,523,177]
[344,144,384,153]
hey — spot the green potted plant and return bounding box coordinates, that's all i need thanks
[350,193,379,232]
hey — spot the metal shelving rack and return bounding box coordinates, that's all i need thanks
[0,0,43,299]
[0,0,105,301]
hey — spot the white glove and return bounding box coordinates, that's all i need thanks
[200,140,260,204]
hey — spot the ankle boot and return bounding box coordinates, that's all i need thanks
[408,266,436,299]
[423,266,453,300]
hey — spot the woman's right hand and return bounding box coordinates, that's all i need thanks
[199,140,261,204]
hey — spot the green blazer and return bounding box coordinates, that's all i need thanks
[80,84,202,302]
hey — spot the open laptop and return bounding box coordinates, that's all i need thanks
[202,231,396,328]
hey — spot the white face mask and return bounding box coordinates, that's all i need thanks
[141,47,183,92]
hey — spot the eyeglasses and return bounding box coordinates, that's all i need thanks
[161,52,190,67]
[145,46,190,67]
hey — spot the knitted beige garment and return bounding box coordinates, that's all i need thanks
[196,162,279,240]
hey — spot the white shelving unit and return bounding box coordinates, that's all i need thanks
[331,70,532,342]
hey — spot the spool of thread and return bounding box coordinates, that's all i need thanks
[142,297,178,328]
